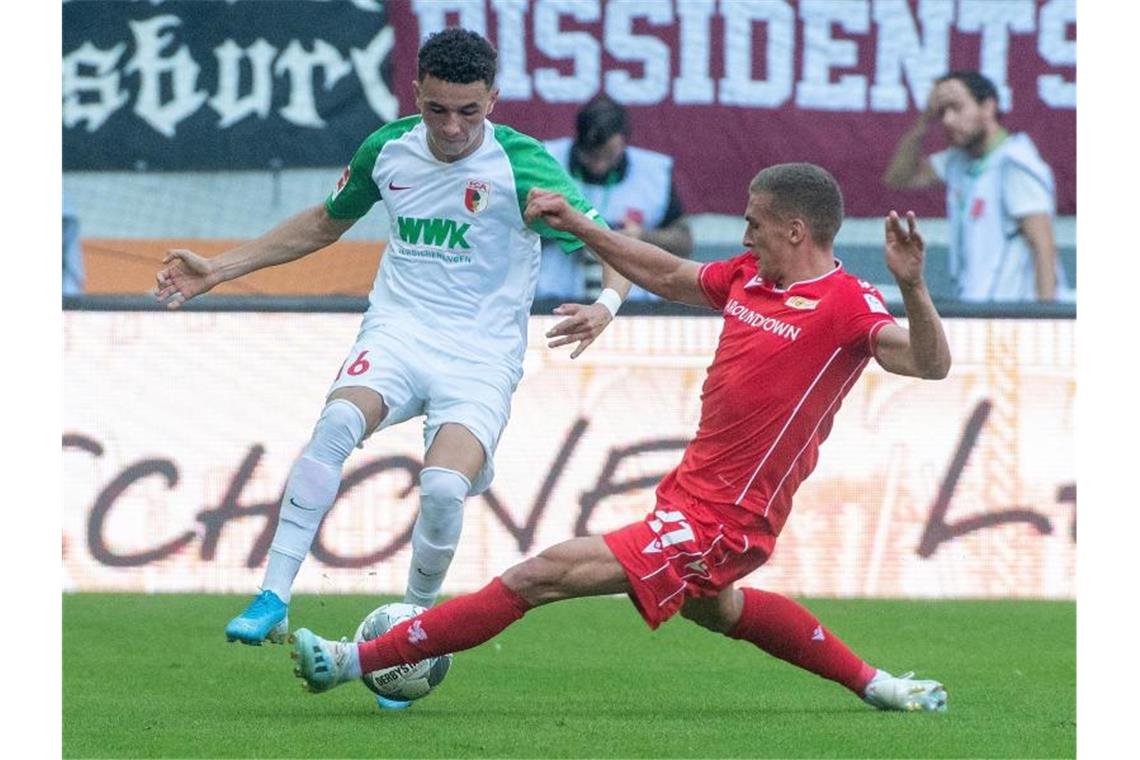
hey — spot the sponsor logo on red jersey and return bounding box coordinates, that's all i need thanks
[725,298,801,341]
[784,296,820,310]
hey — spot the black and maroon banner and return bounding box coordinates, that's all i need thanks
[388,0,1075,216]
[62,0,394,171]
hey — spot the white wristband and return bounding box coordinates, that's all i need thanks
[594,288,623,318]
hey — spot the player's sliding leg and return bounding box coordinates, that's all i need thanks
[225,389,383,645]
[682,588,947,712]
[290,577,527,693]
[290,536,628,693]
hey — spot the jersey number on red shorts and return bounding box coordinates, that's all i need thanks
[643,510,695,554]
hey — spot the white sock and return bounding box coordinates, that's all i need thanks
[403,467,469,607]
[261,551,302,604]
[342,641,363,679]
[262,400,366,602]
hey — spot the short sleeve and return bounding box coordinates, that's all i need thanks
[698,258,739,310]
[1003,161,1054,219]
[325,141,382,220]
[325,116,420,220]
[495,125,609,253]
[839,283,897,357]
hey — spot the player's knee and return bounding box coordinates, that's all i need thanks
[419,467,470,512]
[681,592,741,634]
[501,554,568,605]
[680,601,721,632]
[415,467,469,549]
[327,386,386,434]
[304,399,367,466]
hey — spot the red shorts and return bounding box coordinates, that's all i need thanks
[603,480,776,629]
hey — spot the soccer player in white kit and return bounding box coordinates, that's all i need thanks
[153,29,631,664]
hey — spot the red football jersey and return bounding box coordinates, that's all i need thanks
[662,253,896,538]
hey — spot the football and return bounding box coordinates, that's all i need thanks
[354,602,452,702]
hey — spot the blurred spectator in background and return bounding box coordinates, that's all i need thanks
[63,193,84,295]
[883,71,1069,302]
[538,95,692,302]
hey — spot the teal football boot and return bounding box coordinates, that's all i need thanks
[863,670,948,712]
[224,590,289,645]
[289,629,356,694]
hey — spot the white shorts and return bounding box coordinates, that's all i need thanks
[327,324,519,495]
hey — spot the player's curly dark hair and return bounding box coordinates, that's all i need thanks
[749,163,844,247]
[417,28,497,86]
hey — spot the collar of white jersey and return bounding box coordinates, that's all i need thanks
[420,119,496,165]
[745,259,844,292]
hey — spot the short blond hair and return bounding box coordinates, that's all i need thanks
[749,163,844,246]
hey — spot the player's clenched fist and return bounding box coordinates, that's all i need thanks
[154,249,217,309]
[524,188,577,231]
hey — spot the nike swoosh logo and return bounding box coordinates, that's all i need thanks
[289,497,317,512]
[387,181,413,191]
[416,568,444,578]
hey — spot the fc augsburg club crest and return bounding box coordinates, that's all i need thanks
[464,179,490,213]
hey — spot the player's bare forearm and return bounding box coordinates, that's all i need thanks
[1020,213,1058,301]
[156,204,356,308]
[211,205,355,283]
[876,211,950,379]
[598,260,632,301]
[565,214,704,306]
[527,189,705,305]
[897,281,952,379]
[640,221,694,260]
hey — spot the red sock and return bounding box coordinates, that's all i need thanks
[726,588,877,695]
[357,577,532,675]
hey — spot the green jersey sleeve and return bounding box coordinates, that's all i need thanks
[495,124,609,253]
[325,116,421,220]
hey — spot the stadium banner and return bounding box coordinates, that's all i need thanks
[63,313,1075,599]
[62,0,394,171]
[62,1,1074,217]
[386,0,1076,217]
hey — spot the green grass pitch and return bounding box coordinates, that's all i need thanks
[63,593,1074,758]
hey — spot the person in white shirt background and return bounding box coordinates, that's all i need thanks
[538,94,692,303]
[883,70,1070,303]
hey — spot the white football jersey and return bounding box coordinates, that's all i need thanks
[327,116,603,370]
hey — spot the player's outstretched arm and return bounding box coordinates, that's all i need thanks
[154,204,356,309]
[873,211,952,379]
[526,189,707,307]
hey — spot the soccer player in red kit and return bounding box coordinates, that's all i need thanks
[289,163,953,712]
